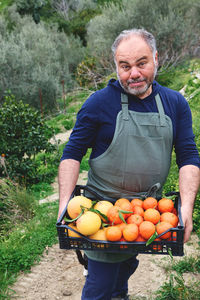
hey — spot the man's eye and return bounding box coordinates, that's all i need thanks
[121,65,130,70]
[138,62,146,67]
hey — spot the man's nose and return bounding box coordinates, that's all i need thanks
[130,67,140,78]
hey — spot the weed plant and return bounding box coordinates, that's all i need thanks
[0,179,38,235]
[0,201,58,299]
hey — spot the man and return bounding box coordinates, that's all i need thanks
[58,29,200,300]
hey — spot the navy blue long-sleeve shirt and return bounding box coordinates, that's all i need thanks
[61,80,200,169]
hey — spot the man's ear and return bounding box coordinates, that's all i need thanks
[155,51,158,67]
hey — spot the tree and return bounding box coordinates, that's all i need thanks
[16,0,47,23]
[0,6,85,112]
[0,93,56,185]
[86,0,200,72]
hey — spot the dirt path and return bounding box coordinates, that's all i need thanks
[10,131,200,299]
[10,234,200,300]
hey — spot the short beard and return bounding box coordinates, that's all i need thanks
[117,66,157,97]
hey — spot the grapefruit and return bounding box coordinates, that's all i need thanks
[67,195,92,219]
[76,211,101,235]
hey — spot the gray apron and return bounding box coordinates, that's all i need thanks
[85,93,173,262]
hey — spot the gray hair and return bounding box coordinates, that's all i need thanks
[111,28,157,59]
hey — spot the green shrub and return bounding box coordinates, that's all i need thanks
[61,118,75,130]
[0,93,56,185]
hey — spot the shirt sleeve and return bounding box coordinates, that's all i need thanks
[61,93,100,162]
[174,95,200,169]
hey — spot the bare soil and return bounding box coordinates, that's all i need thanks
[10,131,200,299]
[10,234,200,300]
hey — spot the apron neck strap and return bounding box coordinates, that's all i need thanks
[121,93,166,126]
[155,94,166,127]
[121,93,129,121]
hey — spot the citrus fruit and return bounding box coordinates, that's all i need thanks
[67,195,92,219]
[130,198,143,208]
[144,208,160,225]
[122,224,139,242]
[94,200,113,222]
[67,223,80,237]
[76,211,101,235]
[106,226,122,241]
[118,201,133,218]
[158,198,174,213]
[89,228,107,241]
[135,234,146,242]
[139,221,156,240]
[143,197,157,210]
[107,205,125,225]
[126,214,143,226]
[116,222,127,231]
[132,206,144,217]
[156,221,173,239]
[160,212,178,227]
[115,198,130,206]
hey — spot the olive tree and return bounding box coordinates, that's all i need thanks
[0,6,85,112]
[86,0,200,72]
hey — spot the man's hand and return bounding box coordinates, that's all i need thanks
[179,165,200,243]
[180,204,193,243]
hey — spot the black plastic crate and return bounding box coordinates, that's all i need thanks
[56,185,184,256]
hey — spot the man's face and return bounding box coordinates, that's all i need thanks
[115,35,158,99]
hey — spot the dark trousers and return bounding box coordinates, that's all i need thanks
[81,255,139,300]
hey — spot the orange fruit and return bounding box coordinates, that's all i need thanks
[132,206,144,217]
[131,198,143,208]
[107,206,124,225]
[105,226,122,241]
[135,234,146,242]
[139,221,156,240]
[156,221,173,239]
[122,224,139,242]
[126,214,143,226]
[116,222,127,231]
[158,198,174,213]
[115,198,130,206]
[160,212,178,228]
[144,208,160,225]
[143,197,157,210]
[118,201,133,219]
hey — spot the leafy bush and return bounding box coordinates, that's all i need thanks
[0,6,85,112]
[0,93,56,185]
[86,0,200,74]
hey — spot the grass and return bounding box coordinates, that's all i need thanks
[0,201,58,299]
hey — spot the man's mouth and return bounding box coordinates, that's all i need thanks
[127,79,146,88]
